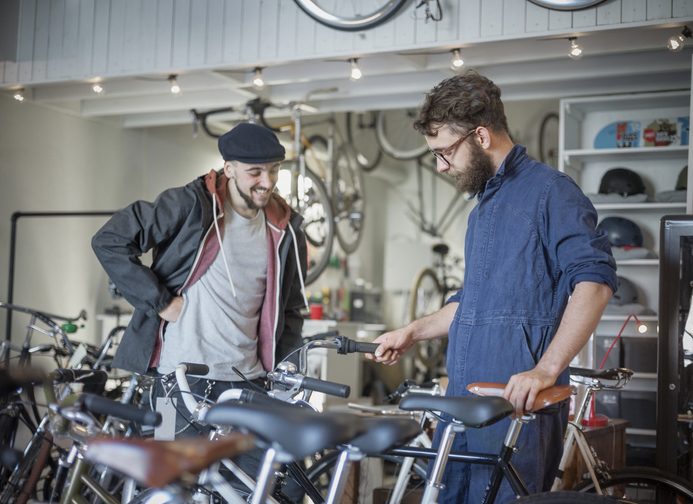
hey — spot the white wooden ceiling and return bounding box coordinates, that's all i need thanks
[2,0,693,129]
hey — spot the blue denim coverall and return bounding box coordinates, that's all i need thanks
[434,145,618,504]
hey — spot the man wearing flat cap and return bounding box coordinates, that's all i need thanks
[92,122,308,426]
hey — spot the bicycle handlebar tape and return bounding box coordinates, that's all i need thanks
[54,369,109,384]
[81,394,162,427]
[180,363,210,376]
[302,377,350,398]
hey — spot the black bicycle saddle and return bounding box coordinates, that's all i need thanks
[398,395,514,428]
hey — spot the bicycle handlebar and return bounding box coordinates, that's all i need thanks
[302,377,350,398]
[51,369,109,384]
[80,393,162,427]
[179,362,210,376]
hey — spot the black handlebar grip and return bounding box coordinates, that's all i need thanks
[346,340,380,354]
[54,369,109,384]
[0,445,21,470]
[81,394,162,427]
[238,390,293,408]
[302,377,350,398]
[180,363,210,376]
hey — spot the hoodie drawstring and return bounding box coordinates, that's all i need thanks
[288,223,310,310]
[212,193,237,298]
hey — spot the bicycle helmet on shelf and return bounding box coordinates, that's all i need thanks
[676,165,688,191]
[608,276,639,306]
[598,168,646,197]
[596,216,644,248]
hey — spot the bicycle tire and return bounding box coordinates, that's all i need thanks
[572,466,693,503]
[304,134,330,182]
[513,491,622,504]
[375,109,429,160]
[292,0,407,31]
[0,430,52,504]
[332,144,365,254]
[538,112,559,168]
[408,268,447,369]
[346,112,382,172]
[277,165,334,285]
[306,450,428,503]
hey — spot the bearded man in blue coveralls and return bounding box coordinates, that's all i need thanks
[369,71,617,504]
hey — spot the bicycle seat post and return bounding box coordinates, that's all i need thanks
[423,421,466,504]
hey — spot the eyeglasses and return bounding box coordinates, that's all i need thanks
[429,127,478,165]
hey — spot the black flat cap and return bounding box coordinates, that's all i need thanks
[218,123,286,163]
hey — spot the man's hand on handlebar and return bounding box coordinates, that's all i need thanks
[365,327,416,365]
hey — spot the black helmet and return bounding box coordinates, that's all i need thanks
[596,217,644,248]
[599,168,646,197]
[676,166,688,191]
[609,276,639,306]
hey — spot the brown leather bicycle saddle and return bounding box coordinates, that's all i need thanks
[84,433,256,488]
[466,382,575,414]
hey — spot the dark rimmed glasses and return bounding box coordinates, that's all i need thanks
[428,127,478,165]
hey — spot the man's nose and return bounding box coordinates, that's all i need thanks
[436,157,449,173]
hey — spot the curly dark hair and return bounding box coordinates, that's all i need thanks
[413,70,509,137]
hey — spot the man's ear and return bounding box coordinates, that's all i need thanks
[476,126,492,150]
[223,160,234,179]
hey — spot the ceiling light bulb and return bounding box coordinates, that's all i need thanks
[668,35,684,52]
[349,59,362,82]
[252,67,265,89]
[637,322,648,334]
[668,26,692,52]
[568,38,583,60]
[450,49,464,70]
[92,83,104,94]
[13,89,24,102]
[169,75,181,95]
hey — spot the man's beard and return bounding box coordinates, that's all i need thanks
[451,142,497,195]
[235,179,272,210]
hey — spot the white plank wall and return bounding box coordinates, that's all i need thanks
[2,0,693,86]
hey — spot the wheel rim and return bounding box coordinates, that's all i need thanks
[293,0,408,31]
[376,109,429,160]
[276,167,334,285]
[346,111,382,171]
[332,144,365,254]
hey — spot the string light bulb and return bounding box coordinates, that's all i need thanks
[92,83,104,94]
[568,38,583,60]
[252,67,265,89]
[349,59,362,82]
[450,49,464,71]
[13,88,24,102]
[168,75,181,95]
[668,26,692,52]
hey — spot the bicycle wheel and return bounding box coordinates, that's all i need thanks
[539,112,559,169]
[332,144,365,254]
[375,109,429,160]
[408,268,447,370]
[346,111,382,171]
[513,491,622,504]
[307,450,428,504]
[304,134,330,182]
[292,0,408,31]
[276,166,334,285]
[573,466,693,503]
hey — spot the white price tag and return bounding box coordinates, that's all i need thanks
[154,397,177,441]
[68,343,88,368]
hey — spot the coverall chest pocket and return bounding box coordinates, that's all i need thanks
[484,204,544,295]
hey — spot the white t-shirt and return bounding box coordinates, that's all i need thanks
[158,201,268,381]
